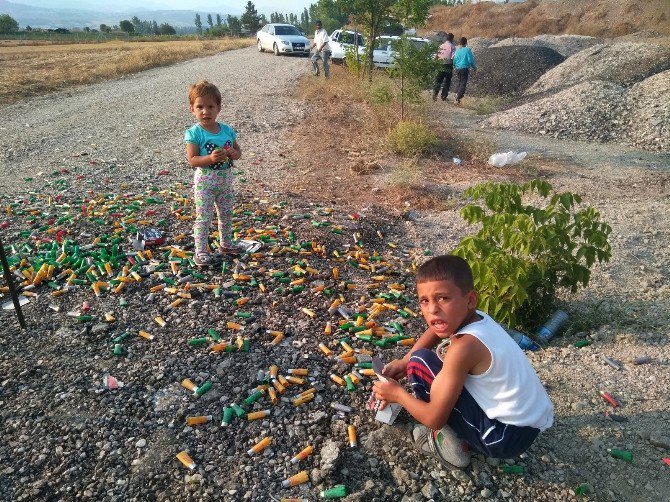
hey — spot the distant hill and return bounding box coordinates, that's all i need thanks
[0,0,241,29]
[425,0,670,38]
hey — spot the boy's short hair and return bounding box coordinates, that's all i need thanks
[416,255,474,294]
[460,37,468,46]
[188,80,221,107]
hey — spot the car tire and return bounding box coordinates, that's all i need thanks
[257,40,263,52]
[274,44,280,56]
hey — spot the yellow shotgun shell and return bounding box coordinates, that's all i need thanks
[301,308,316,318]
[247,409,271,421]
[269,365,279,379]
[176,451,196,470]
[286,375,305,385]
[227,321,242,330]
[348,425,358,447]
[154,316,166,327]
[247,436,272,455]
[186,415,212,426]
[330,374,345,387]
[290,445,314,464]
[319,343,332,356]
[282,470,309,488]
[287,368,309,376]
[268,387,278,405]
[181,378,197,392]
[139,330,154,340]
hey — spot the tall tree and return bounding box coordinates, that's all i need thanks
[216,14,222,26]
[207,14,214,29]
[227,15,241,36]
[0,14,20,33]
[119,19,134,33]
[241,1,261,33]
[194,13,203,34]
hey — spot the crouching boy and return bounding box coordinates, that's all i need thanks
[372,255,553,468]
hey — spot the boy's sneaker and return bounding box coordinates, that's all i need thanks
[411,424,471,469]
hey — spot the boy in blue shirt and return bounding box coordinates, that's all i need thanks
[452,37,477,104]
[373,255,553,468]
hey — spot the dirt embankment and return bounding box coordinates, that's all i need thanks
[425,0,670,39]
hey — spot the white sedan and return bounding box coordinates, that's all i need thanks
[257,23,310,56]
[329,29,365,61]
[373,35,432,68]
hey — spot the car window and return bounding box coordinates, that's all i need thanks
[332,32,340,42]
[268,26,274,35]
[375,37,393,50]
[275,26,301,36]
[261,25,268,33]
[341,32,364,46]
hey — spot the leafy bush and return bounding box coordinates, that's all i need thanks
[369,84,394,104]
[386,121,438,156]
[344,45,366,78]
[452,179,612,328]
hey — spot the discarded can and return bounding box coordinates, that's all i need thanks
[176,450,196,470]
[633,356,651,365]
[537,310,569,344]
[248,436,272,455]
[282,470,309,487]
[603,355,622,370]
[607,448,632,462]
[321,484,347,499]
[290,445,314,464]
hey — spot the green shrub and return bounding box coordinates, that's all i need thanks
[452,179,612,328]
[369,84,394,104]
[386,121,438,156]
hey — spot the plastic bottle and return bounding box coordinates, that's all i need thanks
[506,328,539,351]
[537,310,569,344]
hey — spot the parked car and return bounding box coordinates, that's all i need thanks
[329,29,366,61]
[257,23,310,56]
[372,35,432,68]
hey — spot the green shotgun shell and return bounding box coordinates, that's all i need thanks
[321,484,347,499]
[575,483,590,496]
[344,375,355,392]
[236,311,252,318]
[231,403,245,417]
[243,338,250,352]
[194,381,212,397]
[607,448,632,462]
[119,297,128,307]
[501,464,524,474]
[189,337,209,347]
[243,389,264,406]
[208,328,221,342]
[574,340,591,348]
[356,362,372,369]
[113,343,123,356]
[77,315,94,322]
[112,332,130,343]
[213,286,222,298]
[221,407,234,427]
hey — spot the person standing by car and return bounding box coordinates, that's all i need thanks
[433,33,456,102]
[310,20,331,78]
[453,37,477,104]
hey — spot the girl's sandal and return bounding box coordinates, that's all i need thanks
[194,253,212,268]
[220,244,244,255]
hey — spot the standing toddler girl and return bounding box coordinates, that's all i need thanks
[184,80,242,267]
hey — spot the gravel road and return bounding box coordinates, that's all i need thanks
[1,46,669,502]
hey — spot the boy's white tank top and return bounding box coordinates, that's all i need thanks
[456,311,554,431]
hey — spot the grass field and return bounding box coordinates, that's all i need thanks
[0,37,255,105]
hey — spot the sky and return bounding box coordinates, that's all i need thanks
[28,0,313,14]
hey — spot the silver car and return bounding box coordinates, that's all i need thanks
[257,23,310,56]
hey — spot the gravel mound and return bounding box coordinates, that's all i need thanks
[467,37,498,53]
[622,69,670,152]
[467,46,565,97]
[485,80,627,142]
[490,34,601,57]
[525,41,670,95]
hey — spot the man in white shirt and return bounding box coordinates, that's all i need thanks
[310,20,331,78]
[433,33,456,101]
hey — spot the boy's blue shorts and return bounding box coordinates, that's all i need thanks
[407,348,540,458]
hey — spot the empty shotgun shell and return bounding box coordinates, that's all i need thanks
[603,355,623,370]
[320,485,348,499]
[599,390,620,407]
[272,378,286,394]
[290,445,314,464]
[194,381,212,397]
[181,378,197,392]
[331,402,352,413]
[186,415,212,426]
[247,409,271,421]
[347,425,358,447]
[282,470,309,488]
[176,451,196,470]
[231,403,246,417]
[286,375,305,385]
[139,330,154,340]
[269,365,279,379]
[220,407,234,427]
[268,387,278,405]
[287,368,309,376]
[292,394,314,406]
[344,375,356,392]
[247,436,272,455]
[330,374,345,387]
[319,343,333,357]
[244,389,265,406]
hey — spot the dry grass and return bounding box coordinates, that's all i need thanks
[0,38,255,105]
[425,0,670,39]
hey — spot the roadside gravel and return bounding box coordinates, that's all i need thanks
[1,46,669,502]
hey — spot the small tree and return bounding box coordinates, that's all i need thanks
[453,179,612,329]
[207,14,214,29]
[158,23,176,35]
[241,1,261,33]
[216,14,222,26]
[119,20,134,33]
[99,23,111,33]
[195,13,203,34]
[227,15,241,36]
[0,14,19,34]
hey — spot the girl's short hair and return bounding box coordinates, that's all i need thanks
[188,80,221,106]
[416,255,474,294]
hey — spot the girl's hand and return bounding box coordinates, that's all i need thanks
[372,378,403,409]
[209,148,228,163]
[225,145,241,161]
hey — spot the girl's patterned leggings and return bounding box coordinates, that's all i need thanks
[193,168,234,255]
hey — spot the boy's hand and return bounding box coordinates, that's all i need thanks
[382,359,407,381]
[372,378,403,409]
